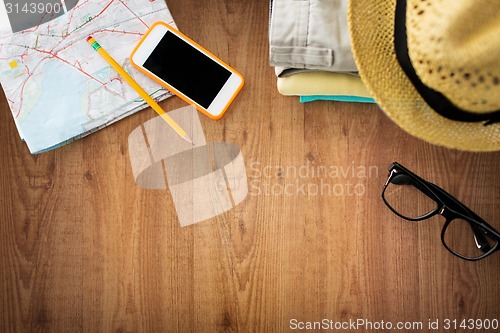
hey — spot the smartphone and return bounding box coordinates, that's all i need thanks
[130,22,244,120]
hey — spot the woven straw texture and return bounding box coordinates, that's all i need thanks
[408,0,500,112]
[348,0,500,151]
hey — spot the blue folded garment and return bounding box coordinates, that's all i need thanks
[300,95,376,103]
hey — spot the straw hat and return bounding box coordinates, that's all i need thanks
[348,0,500,151]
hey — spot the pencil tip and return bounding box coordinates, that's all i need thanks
[184,135,194,146]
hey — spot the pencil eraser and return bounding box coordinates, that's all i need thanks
[86,36,93,42]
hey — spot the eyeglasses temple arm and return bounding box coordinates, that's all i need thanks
[387,165,500,247]
[427,182,500,251]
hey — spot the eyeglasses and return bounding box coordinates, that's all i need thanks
[382,162,500,261]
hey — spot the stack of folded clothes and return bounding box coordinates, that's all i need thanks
[269,0,374,104]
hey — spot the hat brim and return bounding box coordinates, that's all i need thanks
[348,0,500,152]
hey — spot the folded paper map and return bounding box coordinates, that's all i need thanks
[0,0,175,153]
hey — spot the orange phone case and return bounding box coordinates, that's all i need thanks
[130,21,244,120]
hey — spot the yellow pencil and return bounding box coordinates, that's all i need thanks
[86,36,193,145]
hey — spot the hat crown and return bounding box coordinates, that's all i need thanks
[407,0,500,113]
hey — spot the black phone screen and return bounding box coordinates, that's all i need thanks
[143,31,232,109]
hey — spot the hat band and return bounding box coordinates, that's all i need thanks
[394,0,500,126]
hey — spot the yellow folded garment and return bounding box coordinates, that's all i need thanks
[277,71,372,97]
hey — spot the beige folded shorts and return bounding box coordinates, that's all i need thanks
[269,0,358,77]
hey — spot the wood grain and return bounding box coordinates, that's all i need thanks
[1,0,499,332]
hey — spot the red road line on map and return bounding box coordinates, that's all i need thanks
[118,0,149,28]
[15,72,34,118]
[34,48,105,85]
[92,29,143,36]
[8,45,106,118]
[64,5,77,38]
[5,23,141,94]
[96,0,115,18]
[5,0,151,118]
[22,25,40,34]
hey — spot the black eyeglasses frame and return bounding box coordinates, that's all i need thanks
[382,162,500,261]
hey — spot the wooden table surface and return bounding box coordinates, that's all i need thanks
[1,0,499,332]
